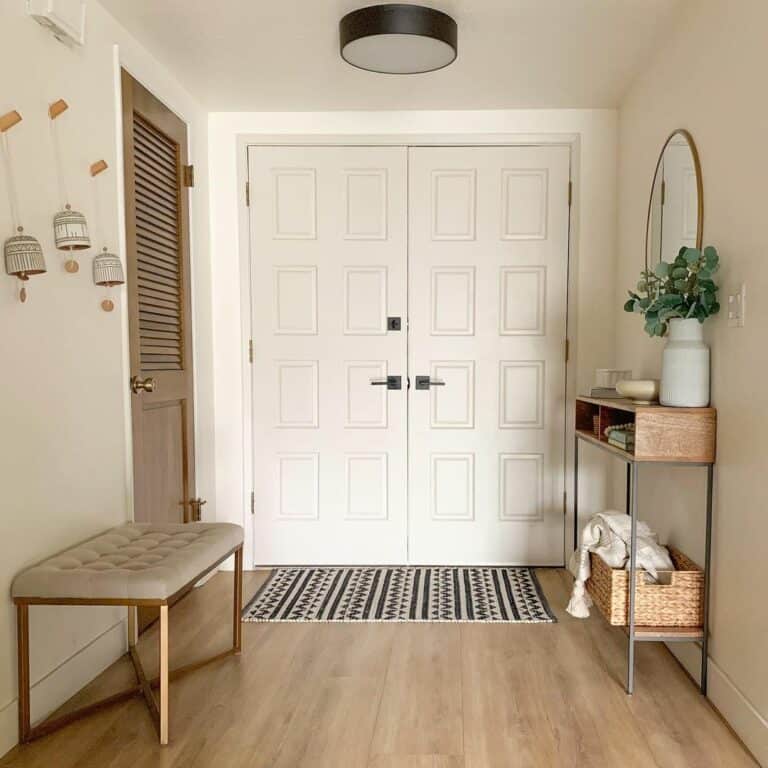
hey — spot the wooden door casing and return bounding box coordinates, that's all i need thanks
[122,70,195,526]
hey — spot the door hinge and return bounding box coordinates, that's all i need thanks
[250,491,255,516]
[245,181,250,207]
[563,490,567,515]
[661,179,666,206]
[568,180,573,207]
[564,338,570,363]
[248,339,254,363]
[182,164,195,188]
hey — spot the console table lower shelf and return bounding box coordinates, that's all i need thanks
[573,397,715,695]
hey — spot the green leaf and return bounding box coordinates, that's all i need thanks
[672,267,689,279]
[654,261,670,278]
[710,301,721,315]
[659,307,682,322]
[637,280,647,292]
[684,248,702,264]
[674,279,688,290]
[660,293,683,306]
[624,299,635,312]
[703,246,719,271]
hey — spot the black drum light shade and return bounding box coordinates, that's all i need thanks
[340,4,458,74]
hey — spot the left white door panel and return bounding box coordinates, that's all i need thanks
[249,146,408,564]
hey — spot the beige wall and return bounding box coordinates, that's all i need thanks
[615,0,768,761]
[0,1,212,756]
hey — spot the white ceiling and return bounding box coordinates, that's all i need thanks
[99,0,685,111]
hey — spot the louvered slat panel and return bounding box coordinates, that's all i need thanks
[138,282,180,301]
[136,199,179,231]
[135,180,179,216]
[133,113,183,371]
[138,251,179,272]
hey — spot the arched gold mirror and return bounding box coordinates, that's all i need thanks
[645,129,703,270]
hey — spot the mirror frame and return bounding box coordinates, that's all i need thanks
[644,128,704,271]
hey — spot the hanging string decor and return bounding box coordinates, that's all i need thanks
[1,110,46,303]
[49,99,90,273]
[89,160,124,312]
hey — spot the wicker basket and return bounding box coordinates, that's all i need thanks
[586,547,703,627]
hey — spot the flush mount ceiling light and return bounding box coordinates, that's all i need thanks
[340,4,457,74]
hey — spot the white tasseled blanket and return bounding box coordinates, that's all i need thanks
[566,512,674,619]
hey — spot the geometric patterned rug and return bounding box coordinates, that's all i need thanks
[242,566,556,623]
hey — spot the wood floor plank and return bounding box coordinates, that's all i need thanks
[368,756,465,768]
[369,624,463,759]
[269,623,396,768]
[0,569,757,768]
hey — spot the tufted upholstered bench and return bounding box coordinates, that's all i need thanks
[12,522,244,745]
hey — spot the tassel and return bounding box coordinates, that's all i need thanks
[566,580,593,618]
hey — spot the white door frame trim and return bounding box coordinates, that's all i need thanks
[236,132,581,569]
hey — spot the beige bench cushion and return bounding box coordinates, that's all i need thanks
[11,523,243,602]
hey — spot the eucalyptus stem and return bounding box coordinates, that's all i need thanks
[624,246,720,337]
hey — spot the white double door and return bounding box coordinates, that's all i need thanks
[249,144,569,565]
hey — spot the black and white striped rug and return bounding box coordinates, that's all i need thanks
[242,566,555,623]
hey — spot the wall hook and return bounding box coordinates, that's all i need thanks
[0,110,22,133]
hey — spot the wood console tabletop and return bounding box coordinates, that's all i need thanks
[575,396,716,464]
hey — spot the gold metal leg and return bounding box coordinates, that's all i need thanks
[233,546,243,653]
[17,604,30,744]
[159,604,169,745]
[127,605,137,648]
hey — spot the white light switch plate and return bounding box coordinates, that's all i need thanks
[727,283,746,328]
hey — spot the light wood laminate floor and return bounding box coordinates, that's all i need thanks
[0,569,757,768]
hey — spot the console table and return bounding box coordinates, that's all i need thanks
[573,396,716,695]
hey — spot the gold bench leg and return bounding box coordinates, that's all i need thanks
[17,604,30,744]
[159,604,169,745]
[127,605,137,648]
[233,546,243,653]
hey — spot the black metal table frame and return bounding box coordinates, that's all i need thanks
[573,433,714,695]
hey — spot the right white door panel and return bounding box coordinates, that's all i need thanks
[407,146,570,565]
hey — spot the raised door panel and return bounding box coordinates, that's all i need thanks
[249,145,408,564]
[408,145,569,565]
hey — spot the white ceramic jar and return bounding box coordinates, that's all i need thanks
[660,318,710,407]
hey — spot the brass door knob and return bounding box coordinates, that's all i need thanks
[130,376,156,394]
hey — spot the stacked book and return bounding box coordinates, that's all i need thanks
[589,386,623,399]
[604,423,635,452]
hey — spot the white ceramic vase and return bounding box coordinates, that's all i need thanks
[660,318,710,407]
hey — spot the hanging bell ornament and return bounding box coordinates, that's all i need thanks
[93,247,124,312]
[53,204,90,273]
[4,226,46,303]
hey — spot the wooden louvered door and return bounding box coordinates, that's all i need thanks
[122,71,195,526]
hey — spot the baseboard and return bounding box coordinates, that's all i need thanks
[668,643,767,766]
[0,618,127,758]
